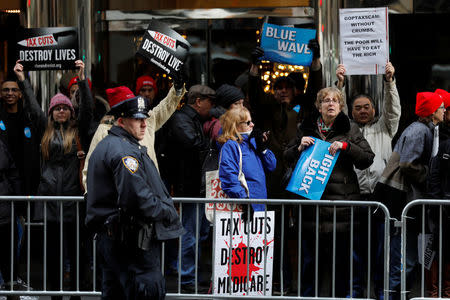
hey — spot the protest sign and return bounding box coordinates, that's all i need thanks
[260,23,316,66]
[16,27,79,70]
[214,211,275,296]
[339,7,389,75]
[136,20,190,81]
[286,138,339,200]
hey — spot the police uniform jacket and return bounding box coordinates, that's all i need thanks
[86,125,183,240]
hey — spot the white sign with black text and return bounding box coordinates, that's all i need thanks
[339,7,389,75]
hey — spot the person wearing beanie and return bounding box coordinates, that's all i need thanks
[203,84,244,142]
[86,86,183,299]
[136,75,158,105]
[377,91,444,300]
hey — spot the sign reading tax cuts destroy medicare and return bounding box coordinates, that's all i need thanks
[136,20,191,81]
[214,211,274,296]
[286,138,339,200]
[260,23,316,66]
[16,27,79,70]
[339,7,389,75]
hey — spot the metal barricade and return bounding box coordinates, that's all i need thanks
[0,195,100,298]
[167,198,391,300]
[0,196,391,299]
[401,199,450,300]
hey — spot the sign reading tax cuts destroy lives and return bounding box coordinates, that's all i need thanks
[339,7,389,75]
[214,211,275,296]
[286,138,340,200]
[136,20,191,81]
[260,23,316,66]
[16,27,79,70]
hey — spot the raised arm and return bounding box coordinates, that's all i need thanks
[380,62,401,137]
[14,60,47,127]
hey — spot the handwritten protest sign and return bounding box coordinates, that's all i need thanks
[214,211,274,296]
[16,27,79,70]
[286,138,339,200]
[260,23,316,66]
[136,20,190,81]
[339,7,389,75]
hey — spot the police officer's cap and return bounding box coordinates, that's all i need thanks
[187,85,216,103]
[106,86,150,119]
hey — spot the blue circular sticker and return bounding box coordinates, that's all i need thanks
[0,120,5,131]
[24,127,31,138]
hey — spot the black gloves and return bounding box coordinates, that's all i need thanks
[251,46,265,65]
[173,65,185,92]
[241,204,254,224]
[308,39,320,60]
[250,128,269,152]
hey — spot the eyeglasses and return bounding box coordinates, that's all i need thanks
[321,98,339,104]
[240,120,253,126]
[438,106,446,110]
[54,106,70,112]
[2,88,19,93]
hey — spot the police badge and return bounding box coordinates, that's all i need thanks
[122,156,139,173]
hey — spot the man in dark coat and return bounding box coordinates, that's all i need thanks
[86,86,183,300]
[0,61,46,195]
[166,84,215,292]
[0,137,22,300]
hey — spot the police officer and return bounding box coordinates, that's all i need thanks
[85,86,183,300]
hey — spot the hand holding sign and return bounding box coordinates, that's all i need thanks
[298,136,315,152]
[328,141,344,156]
[287,138,340,200]
[75,60,85,81]
[385,62,394,82]
[14,60,25,82]
[336,64,346,88]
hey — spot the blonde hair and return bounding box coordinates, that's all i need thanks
[315,87,345,110]
[217,107,249,144]
[41,111,78,161]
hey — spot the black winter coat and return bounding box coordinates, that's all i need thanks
[429,139,450,199]
[34,79,94,222]
[284,111,375,232]
[166,105,209,197]
[0,138,21,224]
[0,79,46,195]
[86,126,184,241]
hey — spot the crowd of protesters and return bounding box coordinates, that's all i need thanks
[0,35,449,300]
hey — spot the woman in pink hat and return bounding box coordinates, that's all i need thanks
[30,60,93,300]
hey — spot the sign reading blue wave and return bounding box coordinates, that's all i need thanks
[286,138,340,200]
[260,23,316,66]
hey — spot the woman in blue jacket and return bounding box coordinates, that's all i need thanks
[217,107,276,212]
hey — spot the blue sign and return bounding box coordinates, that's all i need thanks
[260,23,316,66]
[286,138,340,200]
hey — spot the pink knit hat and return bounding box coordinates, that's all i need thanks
[48,93,74,116]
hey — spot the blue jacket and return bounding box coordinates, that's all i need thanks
[218,134,276,211]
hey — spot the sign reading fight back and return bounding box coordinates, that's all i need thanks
[260,23,316,66]
[136,20,191,81]
[16,27,79,70]
[286,138,340,200]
